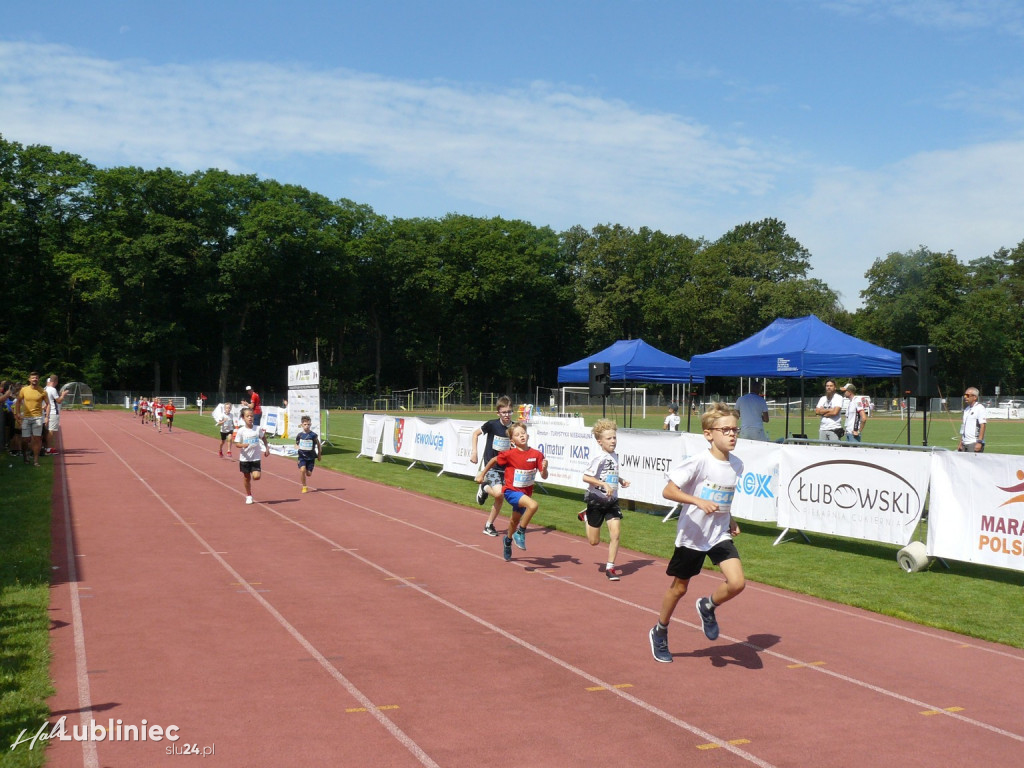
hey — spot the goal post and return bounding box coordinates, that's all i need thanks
[559,386,646,419]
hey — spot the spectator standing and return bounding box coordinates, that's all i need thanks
[662,404,680,432]
[245,385,263,426]
[841,383,869,443]
[15,372,49,466]
[735,383,769,441]
[814,379,844,442]
[44,374,65,455]
[958,387,987,453]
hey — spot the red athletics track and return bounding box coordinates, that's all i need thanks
[40,410,1024,767]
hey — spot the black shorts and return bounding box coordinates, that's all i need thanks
[666,539,740,581]
[298,456,315,472]
[583,501,622,528]
[220,431,232,440]
[239,460,262,475]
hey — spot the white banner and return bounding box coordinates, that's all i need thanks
[528,421,597,492]
[287,361,320,439]
[383,416,449,465]
[616,429,686,507]
[261,406,282,436]
[928,452,1024,571]
[778,445,930,545]
[443,418,486,476]
[731,438,780,523]
[359,414,388,457]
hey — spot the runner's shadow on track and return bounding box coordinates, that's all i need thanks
[309,487,346,492]
[674,633,780,669]
[522,553,583,572]
[589,558,656,577]
[50,701,120,717]
[260,499,299,506]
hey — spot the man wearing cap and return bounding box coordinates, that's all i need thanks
[841,383,868,442]
[245,386,263,426]
[814,379,844,442]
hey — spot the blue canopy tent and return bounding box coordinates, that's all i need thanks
[557,339,703,426]
[689,315,901,437]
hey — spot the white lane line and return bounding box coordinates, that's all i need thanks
[97,418,778,766]
[55,428,100,768]
[78,418,440,768]
[111,417,1024,746]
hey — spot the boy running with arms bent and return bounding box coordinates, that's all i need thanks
[650,402,745,662]
[476,421,548,562]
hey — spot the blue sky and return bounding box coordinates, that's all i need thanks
[4,0,1024,308]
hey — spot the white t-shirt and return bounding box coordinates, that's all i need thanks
[583,451,621,505]
[45,385,60,414]
[235,425,266,462]
[844,397,867,434]
[735,393,768,438]
[666,450,743,551]
[664,412,680,431]
[961,402,987,443]
[817,394,844,431]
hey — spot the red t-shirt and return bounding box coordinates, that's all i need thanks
[496,447,546,497]
[250,391,262,414]
[164,403,176,418]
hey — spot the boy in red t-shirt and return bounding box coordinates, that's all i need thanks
[164,400,177,432]
[475,421,548,562]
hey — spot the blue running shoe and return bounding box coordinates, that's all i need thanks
[649,627,672,663]
[512,528,526,550]
[696,597,719,641]
[503,536,512,561]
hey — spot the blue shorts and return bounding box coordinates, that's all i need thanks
[298,456,315,472]
[503,489,530,510]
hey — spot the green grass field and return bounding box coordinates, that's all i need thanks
[3,406,1022,759]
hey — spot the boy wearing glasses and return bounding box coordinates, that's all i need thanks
[470,396,515,536]
[649,402,745,663]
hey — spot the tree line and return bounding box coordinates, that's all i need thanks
[2,135,1022,400]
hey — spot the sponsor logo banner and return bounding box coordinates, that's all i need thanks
[928,452,1024,571]
[779,445,929,545]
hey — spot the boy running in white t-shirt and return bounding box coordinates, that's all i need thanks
[649,402,745,663]
[234,407,269,504]
[579,419,630,581]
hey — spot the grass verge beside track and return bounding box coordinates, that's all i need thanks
[173,409,1024,649]
[0,458,53,768]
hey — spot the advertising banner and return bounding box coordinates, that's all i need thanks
[616,429,686,507]
[928,452,1024,572]
[359,414,388,457]
[731,439,780,523]
[287,362,320,439]
[778,445,930,545]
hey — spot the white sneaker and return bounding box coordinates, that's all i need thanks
[245,496,254,505]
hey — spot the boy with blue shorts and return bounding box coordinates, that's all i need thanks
[475,421,548,562]
[295,415,321,493]
[470,395,514,536]
[649,402,746,663]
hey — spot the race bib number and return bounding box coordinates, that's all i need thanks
[493,436,511,451]
[298,438,314,451]
[512,468,537,488]
[244,434,260,445]
[604,471,619,488]
[698,482,735,512]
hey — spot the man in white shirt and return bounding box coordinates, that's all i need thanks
[840,383,868,442]
[958,387,987,453]
[663,404,680,432]
[814,379,844,442]
[735,383,769,441]
[44,374,65,455]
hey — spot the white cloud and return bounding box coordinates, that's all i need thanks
[0,40,785,232]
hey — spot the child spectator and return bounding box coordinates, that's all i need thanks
[579,419,630,581]
[663,404,680,431]
[475,421,548,562]
[295,415,321,493]
[649,402,745,663]
[469,396,514,536]
[234,407,269,504]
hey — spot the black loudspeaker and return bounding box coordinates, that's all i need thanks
[588,361,611,397]
[901,345,938,397]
